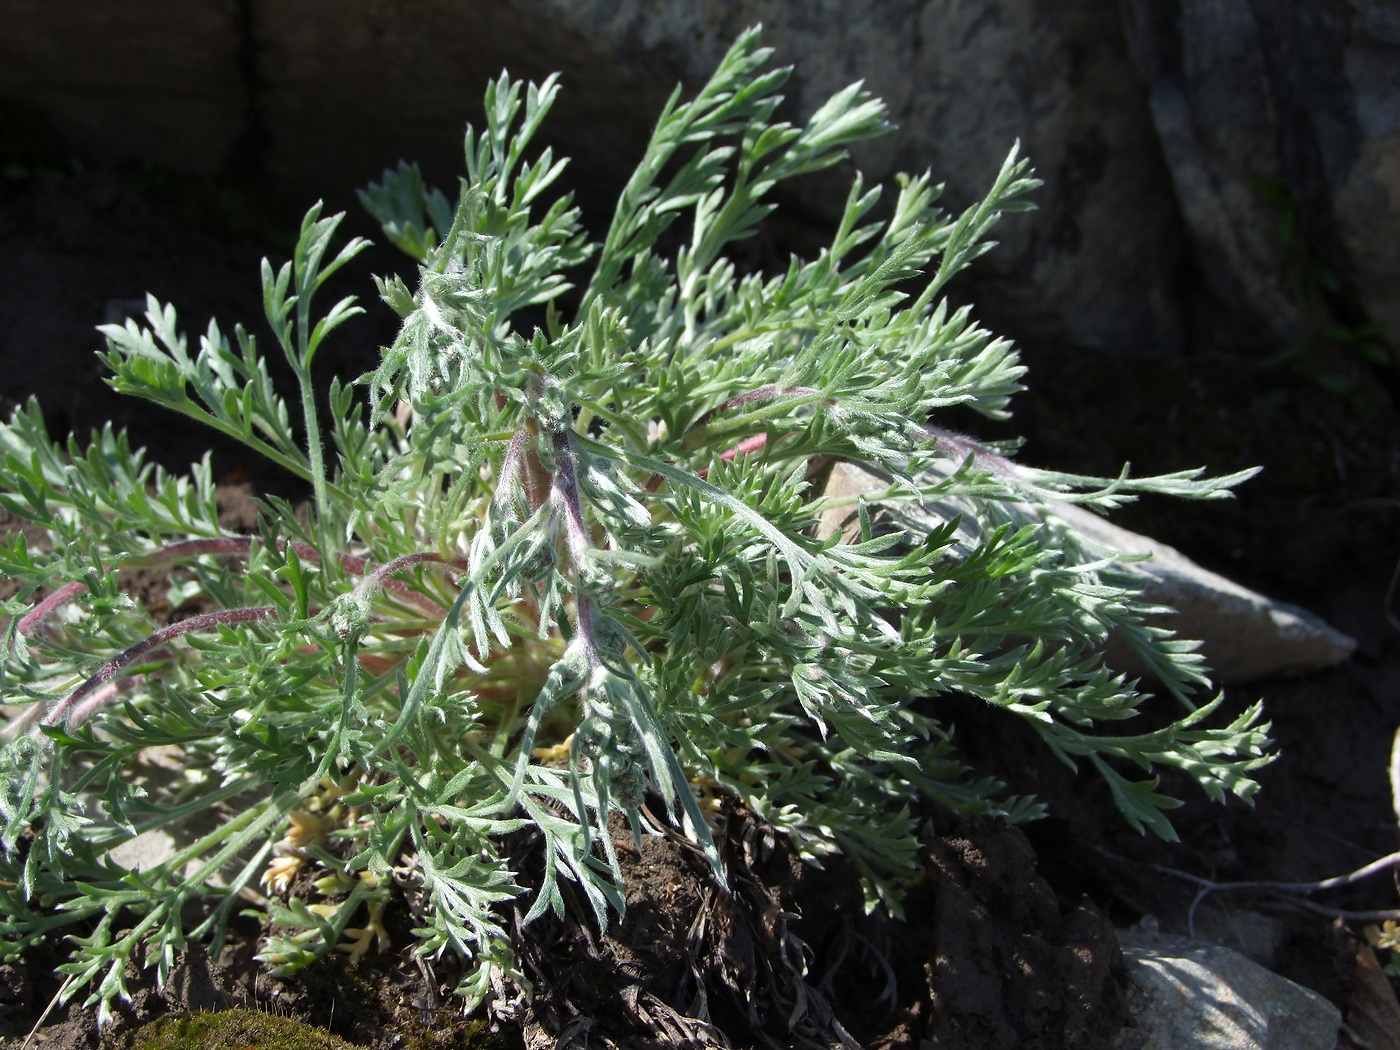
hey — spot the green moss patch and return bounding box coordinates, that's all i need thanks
[128,1009,361,1050]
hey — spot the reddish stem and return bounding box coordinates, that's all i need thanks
[8,536,472,732]
[58,675,144,730]
[693,384,820,431]
[916,423,1021,476]
[360,551,461,585]
[352,551,466,617]
[695,432,779,479]
[14,535,464,643]
[123,537,266,567]
[17,581,87,637]
[43,606,276,728]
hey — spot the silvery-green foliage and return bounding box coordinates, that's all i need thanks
[0,29,1269,1020]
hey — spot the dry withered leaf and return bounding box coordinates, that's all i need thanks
[1336,919,1400,1050]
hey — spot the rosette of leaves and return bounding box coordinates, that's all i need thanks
[0,29,1270,1020]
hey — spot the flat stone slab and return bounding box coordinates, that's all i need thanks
[1045,498,1355,682]
[820,460,1355,684]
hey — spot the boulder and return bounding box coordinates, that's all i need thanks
[1120,0,1400,360]
[0,0,245,174]
[249,0,675,220]
[1046,496,1356,682]
[819,459,1355,683]
[2,1,1396,363]
[1113,930,1342,1050]
[500,0,1188,359]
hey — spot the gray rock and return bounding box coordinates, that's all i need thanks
[2,2,1394,362]
[483,0,1400,363]
[1114,930,1341,1050]
[1189,907,1290,972]
[501,0,1189,358]
[0,0,245,174]
[250,0,675,216]
[819,459,1354,683]
[1121,0,1400,359]
[1330,5,1400,359]
[1047,497,1355,682]
[106,826,180,874]
[1118,0,1303,352]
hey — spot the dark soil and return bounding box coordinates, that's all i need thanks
[2,161,1399,1049]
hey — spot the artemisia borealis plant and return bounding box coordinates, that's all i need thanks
[0,29,1270,1020]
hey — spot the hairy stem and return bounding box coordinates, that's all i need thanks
[296,368,331,550]
[44,606,276,728]
[16,581,86,637]
[351,551,468,616]
[685,385,823,450]
[550,431,590,569]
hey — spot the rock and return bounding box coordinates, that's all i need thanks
[1120,0,1400,360]
[103,744,233,882]
[250,0,674,217]
[106,826,180,874]
[1046,497,1355,682]
[1,1,1396,365]
[1171,906,1288,972]
[1332,5,1400,363]
[0,0,245,175]
[819,460,1355,683]
[1118,0,1303,352]
[500,0,1188,359]
[1113,930,1342,1050]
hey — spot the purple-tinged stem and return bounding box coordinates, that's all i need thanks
[42,606,275,728]
[17,539,291,640]
[124,536,325,570]
[122,536,260,567]
[575,593,602,674]
[710,384,820,417]
[721,433,772,460]
[357,551,466,588]
[351,551,466,616]
[55,675,143,731]
[916,423,1021,477]
[550,432,590,569]
[17,581,87,638]
[547,433,606,673]
[12,534,465,669]
[670,385,822,482]
[499,429,528,499]
[696,432,776,478]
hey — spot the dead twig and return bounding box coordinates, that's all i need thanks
[1094,844,1400,936]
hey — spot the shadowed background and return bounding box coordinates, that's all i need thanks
[2,0,1398,365]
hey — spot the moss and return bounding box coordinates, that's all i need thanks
[124,1007,525,1050]
[127,1009,362,1050]
[393,1016,524,1050]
